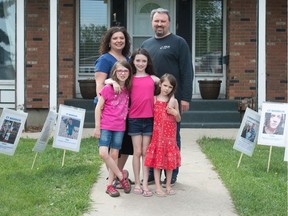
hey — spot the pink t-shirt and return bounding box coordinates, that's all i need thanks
[99,85,129,131]
[128,75,154,118]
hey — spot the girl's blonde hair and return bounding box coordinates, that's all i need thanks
[110,61,132,91]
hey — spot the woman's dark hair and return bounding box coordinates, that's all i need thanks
[129,48,156,75]
[99,26,131,56]
[110,61,132,91]
[155,73,177,99]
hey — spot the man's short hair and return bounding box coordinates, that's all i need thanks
[150,8,170,21]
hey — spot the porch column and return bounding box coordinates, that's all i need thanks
[257,0,266,112]
[50,0,58,112]
[16,0,25,111]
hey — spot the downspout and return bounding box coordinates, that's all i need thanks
[16,0,25,111]
[49,0,58,112]
[257,0,266,113]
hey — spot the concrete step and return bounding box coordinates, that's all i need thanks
[64,99,241,129]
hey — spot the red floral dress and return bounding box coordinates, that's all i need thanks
[144,100,181,170]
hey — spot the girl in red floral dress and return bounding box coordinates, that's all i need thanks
[144,73,181,196]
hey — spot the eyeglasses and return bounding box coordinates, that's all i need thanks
[116,69,129,74]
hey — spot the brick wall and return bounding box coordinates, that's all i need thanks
[26,0,76,109]
[266,0,287,102]
[58,0,76,104]
[227,0,287,102]
[26,0,49,108]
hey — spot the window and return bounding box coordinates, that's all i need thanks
[79,0,108,74]
[195,0,223,74]
[0,0,16,80]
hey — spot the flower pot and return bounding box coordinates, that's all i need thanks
[198,80,222,99]
[78,79,96,99]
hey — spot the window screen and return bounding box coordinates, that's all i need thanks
[79,0,108,74]
[195,0,223,74]
[0,0,16,80]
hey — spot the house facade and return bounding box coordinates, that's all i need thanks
[0,0,287,127]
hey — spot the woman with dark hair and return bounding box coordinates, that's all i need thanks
[94,26,133,190]
[262,112,285,135]
[95,26,131,97]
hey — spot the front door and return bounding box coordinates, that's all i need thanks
[127,0,226,99]
[127,0,175,50]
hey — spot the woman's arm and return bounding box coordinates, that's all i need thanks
[95,72,107,98]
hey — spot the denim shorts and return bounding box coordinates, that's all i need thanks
[128,118,153,136]
[98,129,124,150]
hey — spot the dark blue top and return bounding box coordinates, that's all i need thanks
[142,33,193,102]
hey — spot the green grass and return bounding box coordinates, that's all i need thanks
[0,137,102,216]
[198,137,287,216]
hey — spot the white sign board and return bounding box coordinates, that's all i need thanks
[33,111,58,153]
[233,108,260,156]
[258,102,288,147]
[52,105,85,152]
[0,108,28,156]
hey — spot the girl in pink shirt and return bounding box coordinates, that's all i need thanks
[94,61,132,197]
[128,48,160,197]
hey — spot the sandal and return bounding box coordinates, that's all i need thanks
[113,179,123,189]
[113,178,134,189]
[154,191,166,197]
[133,187,143,195]
[142,190,153,197]
[119,171,131,193]
[166,189,176,195]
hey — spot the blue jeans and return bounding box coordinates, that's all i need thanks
[149,121,181,180]
[98,129,125,150]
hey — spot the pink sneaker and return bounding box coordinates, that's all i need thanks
[106,185,120,197]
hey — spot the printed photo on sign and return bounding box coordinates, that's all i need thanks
[0,120,21,144]
[58,116,80,140]
[233,108,260,157]
[258,102,288,147]
[262,112,285,135]
[0,108,28,156]
[53,105,85,152]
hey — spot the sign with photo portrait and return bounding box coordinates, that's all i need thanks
[0,108,28,156]
[258,102,288,147]
[233,108,260,156]
[52,105,85,152]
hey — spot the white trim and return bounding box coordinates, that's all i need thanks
[222,0,227,98]
[75,0,80,98]
[192,0,196,97]
[16,0,25,111]
[257,0,266,112]
[50,0,58,111]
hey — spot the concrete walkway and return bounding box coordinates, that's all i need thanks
[75,128,239,216]
[21,128,240,216]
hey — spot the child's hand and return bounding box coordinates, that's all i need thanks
[94,128,100,138]
[112,81,121,94]
[166,107,177,116]
[105,78,121,94]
